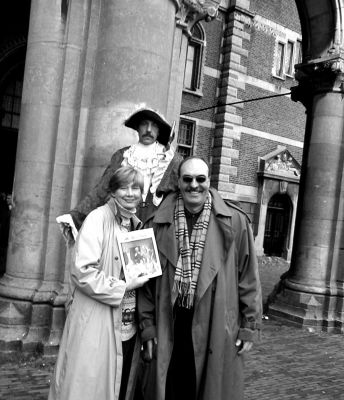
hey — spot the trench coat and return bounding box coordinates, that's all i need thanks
[70,146,182,229]
[49,199,141,400]
[137,188,262,400]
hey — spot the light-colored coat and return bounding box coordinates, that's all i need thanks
[49,200,141,400]
[138,188,262,400]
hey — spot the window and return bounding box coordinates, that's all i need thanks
[177,119,195,158]
[295,40,302,65]
[276,42,285,78]
[1,73,22,130]
[274,38,302,79]
[183,23,205,92]
[285,41,294,76]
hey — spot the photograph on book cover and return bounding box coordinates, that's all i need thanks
[117,228,162,281]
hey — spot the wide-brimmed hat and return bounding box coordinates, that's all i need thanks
[124,108,172,146]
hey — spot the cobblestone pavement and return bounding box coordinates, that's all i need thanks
[245,319,344,400]
[1,257,344,399]
[0,358,54,400]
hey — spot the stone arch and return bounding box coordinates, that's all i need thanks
[295,0,343,60]
[0,37,27,276]
[269,0,344,331]
[0,37,27,86]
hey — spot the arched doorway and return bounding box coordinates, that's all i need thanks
[0,63,25,275]
[0,1,30,275]
[263,193,292,258]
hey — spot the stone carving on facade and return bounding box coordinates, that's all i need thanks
[258,146,301,181]
[279,180,288,194]
[265,152,300,177]
[175,0,221,36]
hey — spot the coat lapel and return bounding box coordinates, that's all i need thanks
[152,193,179,268]
[152,194,179,305]
[155,223,178,268]
[195,190,235,304]
[152,190,236,305]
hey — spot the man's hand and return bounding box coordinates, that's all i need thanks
[235,339,253,355]
[142,337,157,362]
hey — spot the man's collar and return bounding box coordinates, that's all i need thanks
[210,188,234,218]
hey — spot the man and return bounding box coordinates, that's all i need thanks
[134,247,143,264]
[57,107,182,239]
[138,156,262,400]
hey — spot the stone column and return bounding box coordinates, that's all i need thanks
[0,0,223,352]
[0,0,180,352]
[286,186,298,262]
[0,0,69,351]
[269,56,344,332]
[74,0,223,196]
[72,0,179,195]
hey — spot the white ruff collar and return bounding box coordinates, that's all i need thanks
[121,141,174,205]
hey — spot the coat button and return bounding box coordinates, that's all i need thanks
[115,256,119,260]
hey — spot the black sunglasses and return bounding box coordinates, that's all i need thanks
[181,175,207,184]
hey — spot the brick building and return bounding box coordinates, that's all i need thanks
[177,0,306,260]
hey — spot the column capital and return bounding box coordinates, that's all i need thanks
[292,54,344,109]
[175,0,221,36]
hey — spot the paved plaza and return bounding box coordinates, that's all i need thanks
[1,257,344,400]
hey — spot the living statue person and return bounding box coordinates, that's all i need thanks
[137,156,262,400]
[57,107,182,240]
[49,166,150,400]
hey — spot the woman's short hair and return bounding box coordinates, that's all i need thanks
[108,166,144,193]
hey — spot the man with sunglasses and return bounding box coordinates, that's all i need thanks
[138,156,262,400]
[57,107,182,241]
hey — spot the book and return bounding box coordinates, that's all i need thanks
[117,228,162,281]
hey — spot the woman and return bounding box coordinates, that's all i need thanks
[49,166,149,400]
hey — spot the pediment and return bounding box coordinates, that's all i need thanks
[258,146,301,181]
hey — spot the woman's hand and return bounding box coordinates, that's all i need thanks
[126,275,150,291]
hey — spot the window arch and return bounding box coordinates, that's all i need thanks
[183,23,205,92]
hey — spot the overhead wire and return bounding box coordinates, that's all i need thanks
[180,91,292,115]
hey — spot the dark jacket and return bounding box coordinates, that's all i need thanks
[70,146,182,229]
[137,188,262,400]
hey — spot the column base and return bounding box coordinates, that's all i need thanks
[267,282,344,333]
[0,299,66,357]
[0,276,67,357]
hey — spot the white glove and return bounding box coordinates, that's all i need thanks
[56,214,78,242]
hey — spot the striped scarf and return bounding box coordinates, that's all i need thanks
[173,192,212,309]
